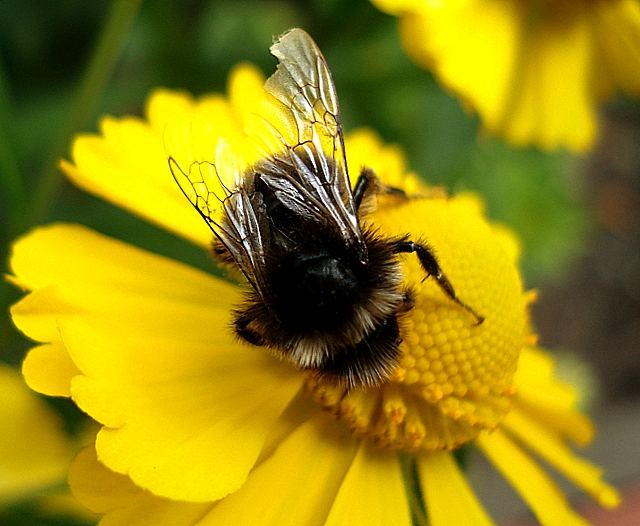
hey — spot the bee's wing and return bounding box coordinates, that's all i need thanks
[170,29,361,296]
[265,28,363,246]
[169,151,269,294]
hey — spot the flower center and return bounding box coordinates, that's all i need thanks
[307,195,529,452]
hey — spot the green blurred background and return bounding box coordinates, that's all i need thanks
[1,1,639,524]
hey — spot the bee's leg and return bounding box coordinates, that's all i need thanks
[353,168,379,211]
[212,239,232,261]
[234,311,266,346]
[393,240,484,325]
[353,168,408,212]
[397,288,416,314]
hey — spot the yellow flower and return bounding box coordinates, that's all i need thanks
[10,63,619,525]
[0,363,70,505]
[0,364,97,522]
[372,0,640,151]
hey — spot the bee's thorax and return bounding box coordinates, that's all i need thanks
[273,254,361,330]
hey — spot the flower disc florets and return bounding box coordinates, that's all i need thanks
[308,193,528,452]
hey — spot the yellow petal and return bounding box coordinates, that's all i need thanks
[9,224,239,344]
[370,0,429,16]
[255,389,322,466]
[62,64,271,247]
[228,63,269,141]
[591,0,640,95]
[399,0,522,135]
[10,223,240,397]
[60,121,211,247]
[477,429,589,526]
[146,89,196,133]
[10,287,75,343]
[0,364,71,504]
[199,414,357,526]
[9,224,236,304]
[388,0,609,150]
[69,447,209,526]
[22,341,80,397]
[59,315,302,503]
[516,348,593,446]
[344,128,423,194]
[324,445,412,526]
[419,451,494,526]
[515,348,578,412]
[502,4,596,151]
[10,223,304,501]
[12,279,247,401]
[503,409,620,508]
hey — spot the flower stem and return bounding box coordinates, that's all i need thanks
[399,453,429,526]
[0,54,27,239]
[30,0,143,225]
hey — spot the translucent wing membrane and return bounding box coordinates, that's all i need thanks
[265,28,362,246]
[169,156,268,293]
[169,158,228,230]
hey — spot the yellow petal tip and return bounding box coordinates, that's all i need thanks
[598,486,622,509]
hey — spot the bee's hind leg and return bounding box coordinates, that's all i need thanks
[392,240,484,325]
[234,309,266,346]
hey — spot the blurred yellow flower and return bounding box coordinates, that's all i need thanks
[0,363,70,505]
[9,63,619,525]
[373,0,640,151]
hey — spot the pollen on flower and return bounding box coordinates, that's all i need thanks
[308,194,529,452]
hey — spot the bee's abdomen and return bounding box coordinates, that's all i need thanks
[318,315,402,388]
[273,255,360,330]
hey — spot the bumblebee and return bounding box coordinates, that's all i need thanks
[171,28,482,388]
